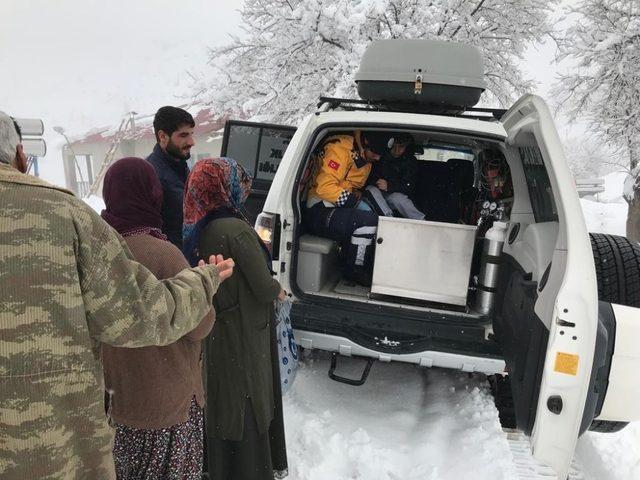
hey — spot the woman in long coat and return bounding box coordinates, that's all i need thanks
[100,157,218,479]
[183,157,287,480]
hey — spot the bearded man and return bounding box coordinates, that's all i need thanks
[147,106,196,248]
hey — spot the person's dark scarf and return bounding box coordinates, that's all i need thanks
[101,157,167,240]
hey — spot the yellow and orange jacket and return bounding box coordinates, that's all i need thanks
[306,134,372,208]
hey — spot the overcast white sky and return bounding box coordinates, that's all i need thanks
[0,0,241,184]
[0,0,571,187]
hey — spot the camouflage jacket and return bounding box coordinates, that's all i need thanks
[0,164,221,479]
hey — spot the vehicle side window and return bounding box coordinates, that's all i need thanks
[223,124,261,177]
[519,146,558,222]
[221,121,296,192]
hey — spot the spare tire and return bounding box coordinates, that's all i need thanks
[587,233,640,433]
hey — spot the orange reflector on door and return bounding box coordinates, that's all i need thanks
[554,352,579,376]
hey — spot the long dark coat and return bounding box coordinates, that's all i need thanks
[199,217,281,441]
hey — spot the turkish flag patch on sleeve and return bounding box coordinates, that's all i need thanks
[328,160,340,171]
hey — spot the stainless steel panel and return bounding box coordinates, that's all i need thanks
[371,217,477,305]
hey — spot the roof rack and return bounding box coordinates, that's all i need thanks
[316,96,506,121]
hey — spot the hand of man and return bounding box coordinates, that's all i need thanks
[278,289,287,301]
[198,254,234,282]
[376,179,388,191]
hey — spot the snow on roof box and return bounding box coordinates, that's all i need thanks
[355,39,487,110]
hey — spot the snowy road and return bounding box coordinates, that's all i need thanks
[283,351,640,480]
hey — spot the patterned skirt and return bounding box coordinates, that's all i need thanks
[113,397,204,480]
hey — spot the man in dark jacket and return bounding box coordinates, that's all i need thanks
[365,132,425,220]
[147,106,195,248]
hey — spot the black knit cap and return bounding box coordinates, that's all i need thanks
[361,131,391,155]
[390,132,413,146]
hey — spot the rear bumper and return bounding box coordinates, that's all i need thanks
[291,289,506,374]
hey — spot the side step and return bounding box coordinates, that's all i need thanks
[328,353,374,386]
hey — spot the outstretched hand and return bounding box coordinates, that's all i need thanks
[198,254,235,282]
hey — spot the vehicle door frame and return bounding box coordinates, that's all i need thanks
[500,94,599,480]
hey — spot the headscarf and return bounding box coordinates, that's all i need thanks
[101,157,167,240]
[182,157,252,266]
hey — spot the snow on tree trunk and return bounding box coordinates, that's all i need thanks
[623,118,640,242]
[627,197,640,243]
[195,0,558,125]
[625,156,640,242]
[554,1,640,241]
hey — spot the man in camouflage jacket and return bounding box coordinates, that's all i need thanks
[0,112,232,479]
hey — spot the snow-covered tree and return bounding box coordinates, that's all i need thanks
[563,134,618,180]
[554,0,640,241]
[195,0,557,124]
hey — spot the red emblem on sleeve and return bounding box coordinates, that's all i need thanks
[328,160,340,171]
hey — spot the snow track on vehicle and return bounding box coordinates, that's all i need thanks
[504,428,585,480]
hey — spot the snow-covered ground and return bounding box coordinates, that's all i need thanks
[580,171,629,236]
[84,195,106,213]
[280,171,639,480]
[283,350,640,480]
[284,353,519,480]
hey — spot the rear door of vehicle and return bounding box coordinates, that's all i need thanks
[221,120,296,223]
[498,94,599,479]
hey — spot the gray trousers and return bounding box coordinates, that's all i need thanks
[366,185,425,220]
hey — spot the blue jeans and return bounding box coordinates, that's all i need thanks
[356,200,373,212]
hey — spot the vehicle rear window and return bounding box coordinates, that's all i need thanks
[417,145,474,162]
[519,146,558,222]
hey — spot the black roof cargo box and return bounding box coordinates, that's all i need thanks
[355,39,486,110]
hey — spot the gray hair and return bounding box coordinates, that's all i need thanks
[0,111,20,165]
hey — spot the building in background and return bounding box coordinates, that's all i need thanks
[61,107,227,197]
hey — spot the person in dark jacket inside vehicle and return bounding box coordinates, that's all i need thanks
[365,132,425,220]
[183,157,288,480]
[147,106,195,249]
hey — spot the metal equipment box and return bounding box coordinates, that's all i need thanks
[371,217,477,305]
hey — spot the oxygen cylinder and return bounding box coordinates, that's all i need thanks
[476,221,508,316]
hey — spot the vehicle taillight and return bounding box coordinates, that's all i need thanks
[255,212,279,258]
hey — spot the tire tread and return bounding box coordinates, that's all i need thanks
[587,233,639,434]
[589,233,640,308]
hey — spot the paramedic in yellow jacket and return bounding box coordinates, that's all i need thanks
[305,131,385,285]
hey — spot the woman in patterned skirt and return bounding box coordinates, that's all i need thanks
[100,157,217,479]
